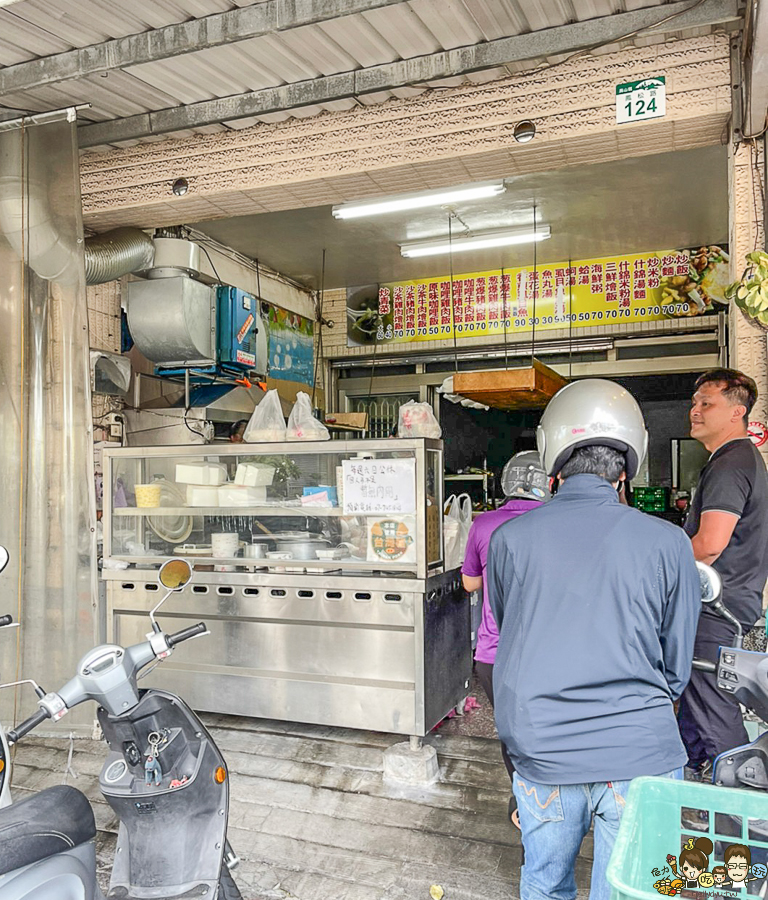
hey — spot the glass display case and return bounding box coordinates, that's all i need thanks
[101,439,469,737]
[104,438,443,578]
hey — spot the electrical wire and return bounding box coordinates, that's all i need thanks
[413,0,711,96]
[739,122,768,142]
[531,205,538,367]
[183,404,208,439]
[366,322,380,412]
[197,242,222,283]
[501,264,508,369]
[92,409,123,422]
[532,0,711,73]
[568,257,573,381]
[733,27,768,144]
[448,212,459,373]
[186,227,310,295]
[311,249,326,408]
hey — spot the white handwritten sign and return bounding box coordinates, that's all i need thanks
[342,458,416,515]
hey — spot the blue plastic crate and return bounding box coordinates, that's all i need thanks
[607,777,768,900]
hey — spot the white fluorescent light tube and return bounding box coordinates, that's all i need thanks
[400,225,551,258]
[332,181,506,219]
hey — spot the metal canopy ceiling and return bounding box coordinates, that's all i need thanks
[0,0,741,150]
[193,145,728,290]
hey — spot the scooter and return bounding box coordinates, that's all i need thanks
[0,613,17,811]
[693,563,768,796]
[0,555,243,900]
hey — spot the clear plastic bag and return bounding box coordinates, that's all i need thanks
[286,391,330,441]
[443,493,461,569]
[444,492,471,570]
[243,389,286,442]
[397,400,442,438]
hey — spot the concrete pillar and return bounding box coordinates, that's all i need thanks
[728,140,768,465]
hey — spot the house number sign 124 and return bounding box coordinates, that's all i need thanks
[616,76,666,124]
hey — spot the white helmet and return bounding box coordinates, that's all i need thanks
[500,451,551,501]
[536,379,648,479]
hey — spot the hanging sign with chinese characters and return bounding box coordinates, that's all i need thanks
[346,246,728,348]
[616,76,666,124]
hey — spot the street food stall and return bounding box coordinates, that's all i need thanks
[101,438,471,737]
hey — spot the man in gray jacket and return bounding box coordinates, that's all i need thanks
[487,379,700,900]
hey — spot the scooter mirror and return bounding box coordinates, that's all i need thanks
[0,546,8,574]
[158,558,192,591]
[696,561,722,604]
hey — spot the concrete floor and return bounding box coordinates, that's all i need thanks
[5,676,596,900]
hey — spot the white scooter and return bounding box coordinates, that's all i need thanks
[0,555,243,899]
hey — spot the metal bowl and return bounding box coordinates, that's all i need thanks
[243,543,268,559]
[273,538,332,560]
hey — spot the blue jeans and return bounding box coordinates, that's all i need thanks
[513,768,683,900]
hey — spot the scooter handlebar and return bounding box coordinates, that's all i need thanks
[692,658,717,673]
[0,614,12,627]
[166,622,207,647]
[6,707,50,743]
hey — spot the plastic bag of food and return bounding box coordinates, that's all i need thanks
[286,391,330,441]
[397,400,442,438]
[444,492,471,569]
[243,389,286,442]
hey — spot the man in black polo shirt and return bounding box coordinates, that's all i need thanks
[678,368,768,776]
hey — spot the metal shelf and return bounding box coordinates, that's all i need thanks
[107,554,413,572]
[444,472,496,508]
[114,506,347,517]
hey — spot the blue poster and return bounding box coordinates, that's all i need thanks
[268,306,314,386]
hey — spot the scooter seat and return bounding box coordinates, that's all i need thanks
[0,784,96,875]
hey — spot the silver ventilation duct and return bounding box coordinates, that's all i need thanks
[0,125,153,286]
[84,227,154,285]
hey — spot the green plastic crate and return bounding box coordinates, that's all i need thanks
[633,487,670,512]
[607,777,768,900]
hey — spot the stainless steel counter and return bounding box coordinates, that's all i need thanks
[105,567,470,737]
[102,439,470,737]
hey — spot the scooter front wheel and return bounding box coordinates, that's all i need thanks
[218,864,244,900]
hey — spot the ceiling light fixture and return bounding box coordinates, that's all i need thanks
[400,225,551,258]
[332,180,506,219]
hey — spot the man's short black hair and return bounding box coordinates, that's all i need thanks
[559,445,626,483]
[695,368,757,425]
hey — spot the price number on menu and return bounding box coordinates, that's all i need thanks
[616,77,666,125]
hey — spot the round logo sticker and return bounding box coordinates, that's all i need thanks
[748,420,768,448]
[370,519,414,561]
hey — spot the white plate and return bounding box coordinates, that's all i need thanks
[147,481,193,544]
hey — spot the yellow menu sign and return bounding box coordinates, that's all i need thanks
[346,247,727,347]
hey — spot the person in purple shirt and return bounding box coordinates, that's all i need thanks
[461,451,551,820]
